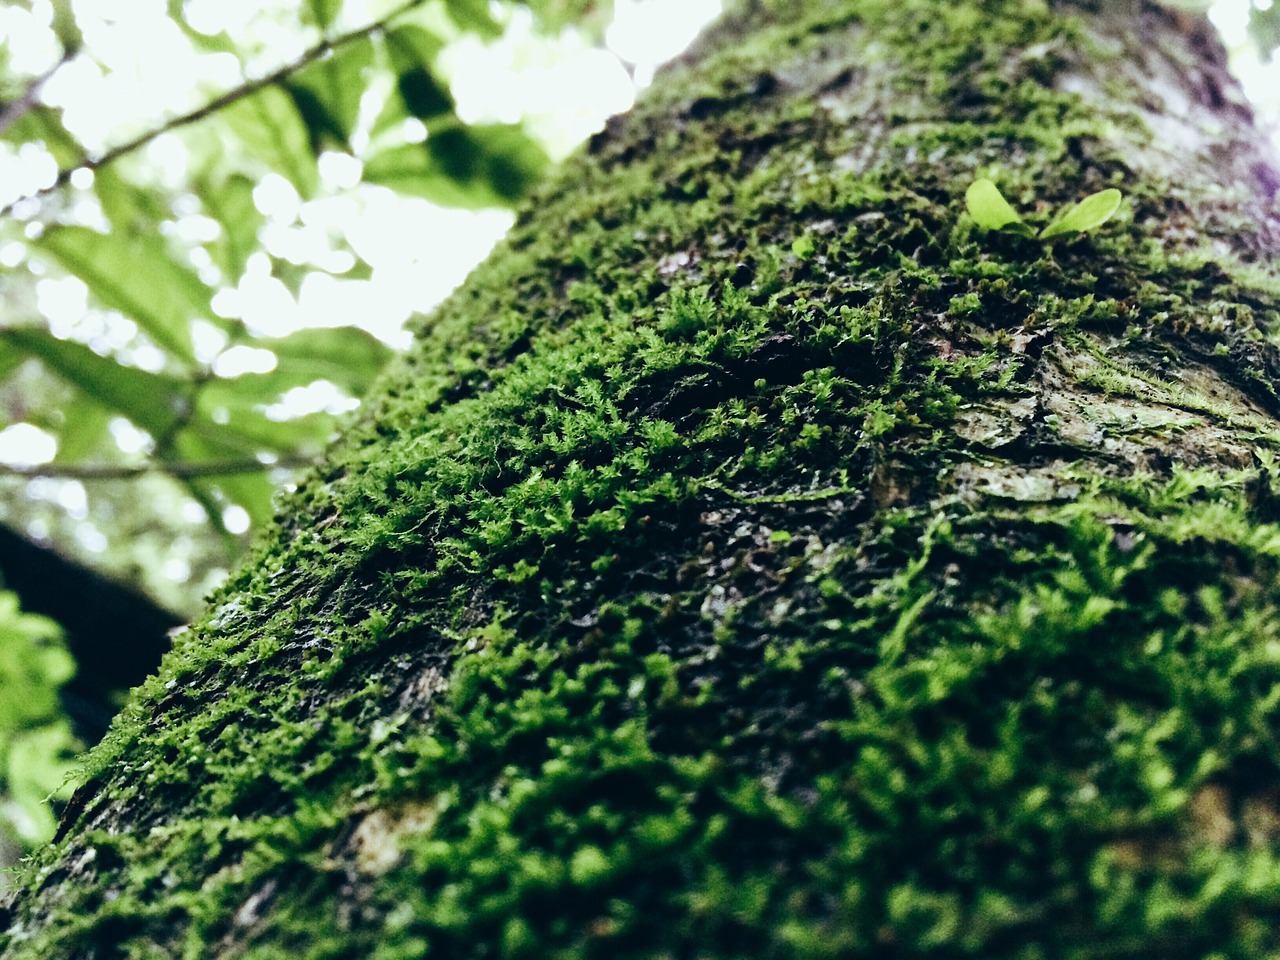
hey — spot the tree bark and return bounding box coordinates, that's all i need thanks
[5,0,1280,955]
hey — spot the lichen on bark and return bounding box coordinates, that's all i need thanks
[5,0,1280,957]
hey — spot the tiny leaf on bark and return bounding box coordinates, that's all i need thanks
[1039,188,1123,239]
[965,178,1030,234]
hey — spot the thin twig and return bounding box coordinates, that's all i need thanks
[1,0,426,217]
[0,455,314,481]
[0,49,76,138]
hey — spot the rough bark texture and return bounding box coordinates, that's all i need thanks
[5,0,1280,955]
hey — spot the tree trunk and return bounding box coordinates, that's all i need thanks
[5,0,1280,955]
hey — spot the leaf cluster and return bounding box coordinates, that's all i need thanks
[965,178,1123,241]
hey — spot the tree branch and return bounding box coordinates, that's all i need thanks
[0,455,313,481]
[0,50,76,138]
[1,0,426,217]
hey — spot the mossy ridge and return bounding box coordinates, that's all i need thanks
[6,0,1280,955]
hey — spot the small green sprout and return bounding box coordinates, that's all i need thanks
[965,178,1123,241]
[965,178,1033,236]
[1038,188,1124,238]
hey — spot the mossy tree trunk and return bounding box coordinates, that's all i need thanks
[6,0,1280,955]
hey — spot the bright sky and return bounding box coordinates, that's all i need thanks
[0,0,1276,577]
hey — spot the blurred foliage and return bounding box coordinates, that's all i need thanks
[0,0,623,605]
[0,0,563,571]
[0,591,80,869]
[1249,1,1280,56]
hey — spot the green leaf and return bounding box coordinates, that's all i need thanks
[51,396,113,463]
[965,178,1027,233]
[395,67,454,125]
[194,172,262,282]
[385,27,453,124]
[190,328,385,455]
[382,25,445,76]
[523,0,613,38]
[189,383,334,453]
[0,328,191,438]
[466,124,551,203]
[1249,3,1280,58]
[35,225,212,363]
[193,388,337,455]
[166,5,240,56]
[286,36,375,152]
[0,591,70,731]
[50,0,82,53]
[222,86,319,196]
[267,326,392,396]
[1038,188,1123,239]
[0,588,79,849]
[364,124,549,209]
[170,427,287,528]
[287,85,345,157]
[91,167,174,237]
[361,142,466,206]
[0,340,27,383]
[444,0,504,38]
[367,27,448,141]
[307,0,344,29]
[2,105,84,167]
